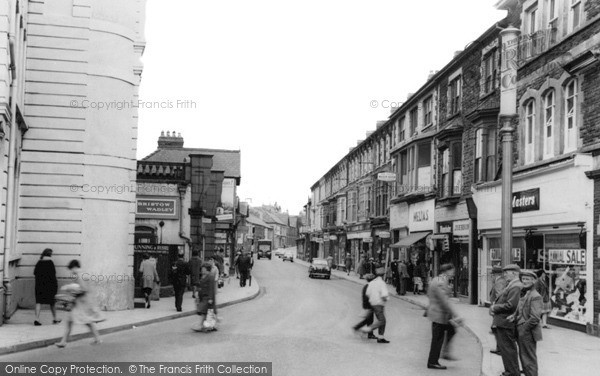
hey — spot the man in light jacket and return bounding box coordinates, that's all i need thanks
[361,267,390,343]
[509,270,543,376]
[426,263,463,370]
[490,264,523,376]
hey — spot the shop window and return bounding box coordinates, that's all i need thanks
[545,232,588,324]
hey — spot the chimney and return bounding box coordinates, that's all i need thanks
[366,131,374,138]
[357,140,364,145]
[428,70,439,80]
[158,130,184,149]
[407,93,415,100]
[349,147,354,153]
[376,120,386,129]
[454,50,463,57]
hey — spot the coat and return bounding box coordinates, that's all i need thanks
[34,259,58,304]
[515,288,543,342]
[426,275,456,325]
[398,263,409,279]
[489,275,507,303]
[139,259,159,289]
[491,278,523,329]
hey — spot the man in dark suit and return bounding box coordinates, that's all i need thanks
[509,270,543,376]
[237,251,252,287]
[170,252,190,312]
[490,264,522,376]
[426,263,463,370]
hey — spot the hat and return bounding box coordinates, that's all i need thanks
[375,267,385,275]
[491,266,503,274]
[520,270,538,280]
[364,273,376,282]
[502,264,521,273]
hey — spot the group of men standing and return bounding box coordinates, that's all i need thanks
[489,264,543,376]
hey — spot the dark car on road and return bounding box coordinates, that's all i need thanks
[257,240,272,260]
[308,258,331,279]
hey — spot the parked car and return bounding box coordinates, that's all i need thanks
[274,249,285,258]
[282,251,294,262]
[257,239,272,260]
[308,258,331,279]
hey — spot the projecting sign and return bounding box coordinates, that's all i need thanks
[136,198,178,219]
[216,214,233,221]
[377,172,397,182]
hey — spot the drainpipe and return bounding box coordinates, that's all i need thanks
[177,185,192,254]
[3,18,20,320]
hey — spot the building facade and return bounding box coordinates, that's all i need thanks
[1,0,146,323]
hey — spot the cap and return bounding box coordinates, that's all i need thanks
[491,266,503,274]
[364,273,376,282]
[520,270,538,280]
[502,264,521,273]
[375,267,385,275]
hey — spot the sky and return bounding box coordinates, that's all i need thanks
[137,0,506,215]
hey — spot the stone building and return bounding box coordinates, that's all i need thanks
[1,0,146,323]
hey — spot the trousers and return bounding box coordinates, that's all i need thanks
[370,305,386,336]
[173,285,185,311]
[427,322,456,365]
[517,325,538,376]
[353,310,374,333]
[496,326,520,376]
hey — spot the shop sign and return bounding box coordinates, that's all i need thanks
[408,199,435,232]
[548,249,586,265]
[512,248,522,262]
[377,172,397,182]
[438,222,452,234]
[136,198,178,219]
[512,188,539,213]
[452,220,470,237]
[363,237,373,243]
[377,231,391,239]
[216,213,233,221]
[202,217,212,224]
[329,235,338,241]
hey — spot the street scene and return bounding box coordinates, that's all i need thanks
[1,0,600,376]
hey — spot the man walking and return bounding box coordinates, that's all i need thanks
[509,270,543,376]
[426,263,463,370]
[490,264,523,376]
[398,261,409,295]
[344,253,353,276]
[352,273,377,340]
[170,251,190,312]
[361,267,390,343]
[237,251,252,287]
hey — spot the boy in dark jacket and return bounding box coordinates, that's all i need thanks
[352,274,377,339]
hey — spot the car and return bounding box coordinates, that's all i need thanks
[308,258,331,279]
[274,249,285,258]
[257,240,273,260]
[282,251,294,262]
[257,249,271,259]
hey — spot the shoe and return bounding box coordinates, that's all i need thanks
[176,308,182,312]
[427,364,447,370]
[34,321,42,326]
[377,338,390,343]
[53,320,61,324]
[367,333,378,339]
[55,342,67,348]
[490,349,501,355]
[542,325,550,329]
[91,339,103,345]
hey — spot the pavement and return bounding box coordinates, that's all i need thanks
[293,250,600,376]
[0,274,259,355]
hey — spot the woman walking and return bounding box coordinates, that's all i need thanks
[139,253,159,308]
[33,248,60,326]
[535,269,551,328]
[56,260,105,348]
[193,263,216,332]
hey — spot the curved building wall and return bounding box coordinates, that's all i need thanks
[15,0,145,310]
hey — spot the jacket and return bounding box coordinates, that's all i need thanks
[196,273,215,301]
[489,275,507,303]
[170,259,190,287]
[398,263,409,279]
[515,288,543,341]
[366,277,388,306]
[426,275,456,325]
[139,259,159,289]
[491,278,523,328]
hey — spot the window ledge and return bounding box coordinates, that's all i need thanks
[436,196,461,206]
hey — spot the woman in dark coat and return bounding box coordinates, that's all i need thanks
[193,263,216,332]
[34,248,60,326]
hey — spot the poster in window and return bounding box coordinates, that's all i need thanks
[512,248,521,262]
[548,249,588,324]
[489,248,501,267]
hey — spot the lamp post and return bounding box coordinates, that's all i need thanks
[499,25,520,266]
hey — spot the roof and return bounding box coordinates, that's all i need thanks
[143,148,241,179]
[245,215,272,229]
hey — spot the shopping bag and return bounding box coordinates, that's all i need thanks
[203,309,217,329]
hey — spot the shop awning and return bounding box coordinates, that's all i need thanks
[391,231,430,248]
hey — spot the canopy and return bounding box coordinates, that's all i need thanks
[390,231,430,248]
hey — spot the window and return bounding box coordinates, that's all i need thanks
[527,3,538,35]
[442,149,449,196]
[474,129,483,182]
[525,100,536,164]
[348,191,357,222]
[547,0,558,43]
[570,0,582,31]
[449,77,461,115]
[398,142,432,194]
[399,117,406,142]
[451,142,462,195]
[481,50,498,95]
[543,90,555,159]
[485,128,497,180]
[338,197,346,225]
[399,150,408,192]
[409,108,418,136]
[423,96,433,126]
[564,79,578,152]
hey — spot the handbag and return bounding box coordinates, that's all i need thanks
[196,297,209,314]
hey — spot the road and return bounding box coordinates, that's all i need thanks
[0,257,482,376]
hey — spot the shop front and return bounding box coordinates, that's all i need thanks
[474,155,594,330]
[391,199,435,283]
[347,225,371,269]
[390,202,409,261]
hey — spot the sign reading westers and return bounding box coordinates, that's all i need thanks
[512,188,539,213]
[136,198,178,219]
